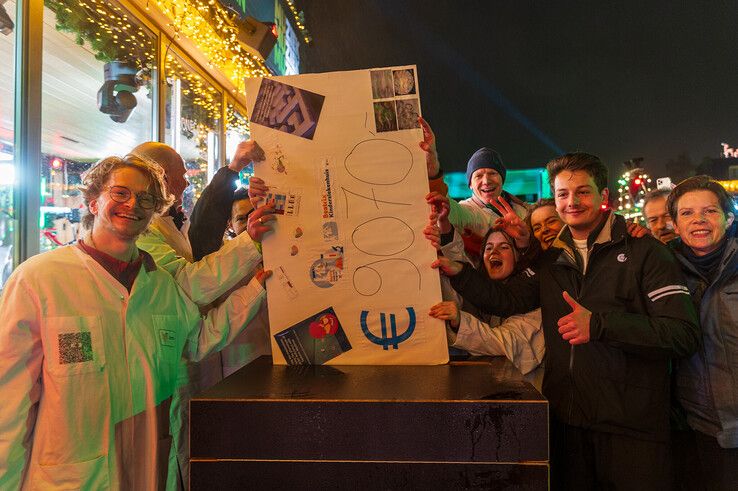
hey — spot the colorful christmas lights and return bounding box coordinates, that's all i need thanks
[616,169,653,222]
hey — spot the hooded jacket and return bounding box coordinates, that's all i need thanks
[671,222,738,448]
[451,211,700,440]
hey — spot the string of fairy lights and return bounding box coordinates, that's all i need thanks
[226,103,250,136]
[284,0,311,44]
[153,0,271,94]
[48,0,314,99]
[165,52,223,123]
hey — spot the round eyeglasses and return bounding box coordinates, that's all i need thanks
[107,186,157,210]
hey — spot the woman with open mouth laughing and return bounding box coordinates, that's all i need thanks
[429,225,544,384]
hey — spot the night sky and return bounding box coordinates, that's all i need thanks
[301,0,738,183]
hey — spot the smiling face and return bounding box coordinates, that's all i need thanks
[470,167,503,205]
[554,170,608,240]
[482,231,517,280]
[89,166,156,243]
[673,189,734,256]
[229,198,254,236]
[530,205,563,250]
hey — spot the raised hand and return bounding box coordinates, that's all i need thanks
[248,176,269,208]
[429,301,461,329]
[626,221,651,238]
[418,117,440,178]
[247,201,276,242]
[255,268,272,287]
[431,256,463,277]
[557,291,592,345]
[229,139,266,172]
[489,195,530,247]
[424,220,441,250]
[426,191,451,234]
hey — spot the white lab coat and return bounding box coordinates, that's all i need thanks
[138,215,268,490]
[450,308,545,376]
[0,245,265,490]
[138,215,262,305]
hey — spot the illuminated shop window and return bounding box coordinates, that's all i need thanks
[40,0,157,252]
[226,102,251,185]
[0,0,16,291]
[164,51,222,215]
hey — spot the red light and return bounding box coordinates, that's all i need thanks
[270,23,278,38]
[634,178,641,185]
[600,203,608,210]
[51,158,63,169]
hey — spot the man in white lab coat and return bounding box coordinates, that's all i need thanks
[0,155,267,489]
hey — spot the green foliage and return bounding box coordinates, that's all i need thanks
[45,0,152,66]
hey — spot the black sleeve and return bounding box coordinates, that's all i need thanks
[450,263,541,317]
[589,240,700,359]
[188,166,239,261]
[439,229,455,246]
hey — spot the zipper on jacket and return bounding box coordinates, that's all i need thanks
[565,242,597,422]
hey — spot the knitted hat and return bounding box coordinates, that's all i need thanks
[466,147,507,185]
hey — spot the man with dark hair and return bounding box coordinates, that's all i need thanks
[644,189,676,244]
[434,152,699,489]
[188,140,266,260]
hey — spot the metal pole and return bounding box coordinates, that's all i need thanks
[14,0,43,264]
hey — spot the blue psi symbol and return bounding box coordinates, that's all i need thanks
[359,307,416,350]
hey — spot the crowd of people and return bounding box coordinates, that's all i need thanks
[0,115,736,490]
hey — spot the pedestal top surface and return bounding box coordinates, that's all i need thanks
[194,356,545,403]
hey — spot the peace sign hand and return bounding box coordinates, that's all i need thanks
[490,196,530,247]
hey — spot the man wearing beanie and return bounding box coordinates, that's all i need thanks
[444,148,529,261]
[419,119,530,260]
[449,147,529,238]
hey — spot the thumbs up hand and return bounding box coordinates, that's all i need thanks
[557,291,592,345]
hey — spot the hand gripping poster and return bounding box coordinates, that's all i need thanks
[245,66,448,365]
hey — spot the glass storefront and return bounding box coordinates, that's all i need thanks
[2,0,302,278]
[40,0,157,251]
[0,0,16,291]
[164,51,222,214]
[226,102,252,185]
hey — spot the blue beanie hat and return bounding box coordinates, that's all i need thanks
[466,147,507,185]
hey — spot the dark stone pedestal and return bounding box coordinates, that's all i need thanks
[190,356,548,489]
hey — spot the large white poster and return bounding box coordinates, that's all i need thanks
[245,66,447,365]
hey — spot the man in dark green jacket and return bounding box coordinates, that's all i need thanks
[436,153,700,489]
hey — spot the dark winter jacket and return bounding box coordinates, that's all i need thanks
[451,211,700,441]
[671,222,738,448]
[188,166,240,260]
